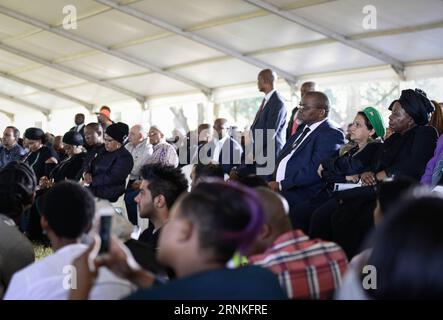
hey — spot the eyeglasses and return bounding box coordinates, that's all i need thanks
[299,104,325,111]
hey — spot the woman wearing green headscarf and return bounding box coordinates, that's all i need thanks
[290,107,385,234]
[318,107,385,184]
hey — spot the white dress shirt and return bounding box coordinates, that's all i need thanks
[210,136,229,162]
[75,124,85,133]
[276,118,328,183]
[4,243,135,300]
[263,89,276,109]
[125,138,153,180]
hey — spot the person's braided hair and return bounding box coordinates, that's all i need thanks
[0,161,37,220]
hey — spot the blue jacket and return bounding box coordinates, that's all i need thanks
[251,91,287,158]
[88,147,134,202]
[277,119,345,206]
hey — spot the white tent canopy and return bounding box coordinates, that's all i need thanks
[0,0,442,132]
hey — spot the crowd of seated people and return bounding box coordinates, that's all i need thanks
[1,78,443,300]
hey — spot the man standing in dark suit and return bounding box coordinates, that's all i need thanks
[250,69,287,166]
[70,113,85,139]
[286,81,316,139]
[268,91,345,208]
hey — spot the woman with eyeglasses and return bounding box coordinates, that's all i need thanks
[291,107,385,234]
[311,89,438,259]
[84,122,134,203]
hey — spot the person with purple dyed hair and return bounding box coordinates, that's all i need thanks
[70,181,286,300]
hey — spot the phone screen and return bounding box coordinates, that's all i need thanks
[99,215,112,254]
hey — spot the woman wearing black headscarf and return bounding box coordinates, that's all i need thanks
[39,131,86,188]
[22,128,58,180]
[360,89,437,184]
[309,89,438,259]
[85,122,134,202]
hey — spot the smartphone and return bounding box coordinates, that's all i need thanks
[99,215,112,254]
[95,199,115,254]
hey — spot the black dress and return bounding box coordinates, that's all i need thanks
[49,152,86,182]
[24,146,58,180]
[290,141,382,232]
[314,125,438,258]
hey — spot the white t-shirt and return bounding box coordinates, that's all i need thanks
[4,243,135,300]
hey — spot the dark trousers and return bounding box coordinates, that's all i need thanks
[309,197,339,241]
[289,189,332,234]
[124,180,139,226]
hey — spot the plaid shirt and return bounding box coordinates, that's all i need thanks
[248,230,348,299]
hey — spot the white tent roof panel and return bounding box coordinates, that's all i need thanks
[58,82,130,103]
[131,0,258,29]
[0,13,37,39]
[118,35,224,69]
[255,42,382,75]
[0,0,106,26]
[174,59,262,88]
[16,66,85,88]
[70,9,167,47]
[359,28,443,62]
[109,72,196,96]
[292,0,443,35]
[0,49,35,72]
[0,76,37,96]
[5,31,93,61]
[0,0,441,114]
[19,92,79,110]
[0,98,41,114]
[60,52,148,79]
[194,14,326,53]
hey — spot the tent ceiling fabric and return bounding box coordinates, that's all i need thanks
[0,0,442,114]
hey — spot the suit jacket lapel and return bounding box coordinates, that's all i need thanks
[291,120,328,156]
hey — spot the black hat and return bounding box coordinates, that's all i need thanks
[62,131,83,146]
[105,122,129,144]
[24,127,45,141]
[397,89,434,125]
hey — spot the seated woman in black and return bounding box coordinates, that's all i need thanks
[23,128,58,180]
[310,89,438,258]
[291,107,385,232]
[85,122,133,203]
[39,131,86,188]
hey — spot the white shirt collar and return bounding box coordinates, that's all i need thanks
[306,118,328,132]
[264,89,276,102]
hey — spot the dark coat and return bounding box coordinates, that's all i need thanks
[321,142,382,184]
[88,147,134,202]
[372,125,438,180]
[251,91,287,158]
[278,119,345,206]
[49,152,86,182]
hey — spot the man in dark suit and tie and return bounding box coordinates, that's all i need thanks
[286,81,316,139]
[268,91,345,211]
[70,113,85,139]
[250,69,287,165]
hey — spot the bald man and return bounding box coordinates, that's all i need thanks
[201,118,243,174]
[251,69,287,165]
[246,187,347,300]
[287,81,316,138]
[268,91,345,213]
[124,124,153,226]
